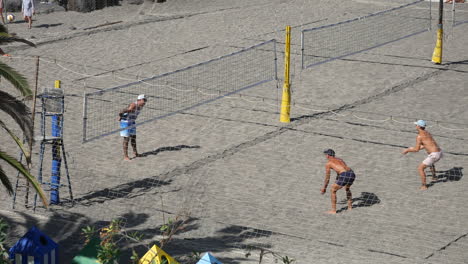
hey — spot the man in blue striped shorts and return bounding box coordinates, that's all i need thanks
[321,149,356,214]
[118,94,147,161]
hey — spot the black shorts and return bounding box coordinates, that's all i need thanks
[336,170,355,187]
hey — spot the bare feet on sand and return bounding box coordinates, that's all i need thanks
[124,156,131,161]
[325,210,337,214]
[420,185,428,190]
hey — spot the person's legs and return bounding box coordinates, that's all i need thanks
[326,183,343,214]
[123,137,130,160]
[430,165,437,182]
[24,16,31,28]
[130,135,140,157]
[345,185,352,211]
[418,163,428,190]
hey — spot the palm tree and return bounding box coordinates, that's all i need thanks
[0,24,48,207]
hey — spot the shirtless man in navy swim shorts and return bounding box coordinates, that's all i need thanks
[321,149,355,214]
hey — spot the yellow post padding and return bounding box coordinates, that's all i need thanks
[280,26,291,123]
[431,26,443,64]
[139,245,180,264]
[55,80,61,89]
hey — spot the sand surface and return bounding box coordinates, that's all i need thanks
[1,0,468,263]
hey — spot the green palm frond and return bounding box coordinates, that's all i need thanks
[0,119,31,164]
[0,165,13,195]
[0,150,48,208]
[0,62,32,97]
[0,91,33,144]
[0,35,36,47]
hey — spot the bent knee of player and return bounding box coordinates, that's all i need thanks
[418,163,428,173]
[331,184,341,192]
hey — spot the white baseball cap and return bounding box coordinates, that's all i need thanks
[137,94,146,100]
[414,120,426,127]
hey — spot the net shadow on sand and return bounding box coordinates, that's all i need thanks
[139,145,201,157]
[73,178,175,207]
[427,167,464,188]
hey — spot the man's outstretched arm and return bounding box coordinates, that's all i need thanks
[321,164,331,194]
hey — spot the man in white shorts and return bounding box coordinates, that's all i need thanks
[118,94,147,161]
[402,120,443,190]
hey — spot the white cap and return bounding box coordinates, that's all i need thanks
[137,94,146,100]
[414,120,426,127]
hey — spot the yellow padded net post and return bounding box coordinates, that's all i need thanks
[431,25,443,64]
[280,26,291,123]
[432,0,443,64]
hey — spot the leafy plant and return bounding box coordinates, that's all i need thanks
[187,251,202,264]
[159,215,188,248]
[97,242,119,264]
[81,225,96,244]
[245,246,295,264]
[81,219,145,264]
[0,218,11,264]
[280,256,295,264]
[130,249,140,264]
[80,213,190,263]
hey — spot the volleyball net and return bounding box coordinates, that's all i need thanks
[301,0,430,69]
[82,39,278,142]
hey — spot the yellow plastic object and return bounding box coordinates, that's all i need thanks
[280,26,291,123]
[54,80,61,89]
[139,245,180,264]
[431,26,443,64]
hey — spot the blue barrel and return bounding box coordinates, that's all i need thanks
[50,115,61,204]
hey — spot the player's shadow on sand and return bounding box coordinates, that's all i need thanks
[139,145,201,157]
[427,167,463,187]
[34,23,63,28]
[337,192,381,213]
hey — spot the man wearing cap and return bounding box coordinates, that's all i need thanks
[118,94,147,161]
[402,120,442,190]
[321,149,355,214]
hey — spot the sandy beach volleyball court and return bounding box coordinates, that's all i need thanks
[1,0,468,262]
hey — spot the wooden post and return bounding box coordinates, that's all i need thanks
[25,56,40,207]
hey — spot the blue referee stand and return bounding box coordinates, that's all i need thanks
[34,81,74,209]
[8,226,59,264]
